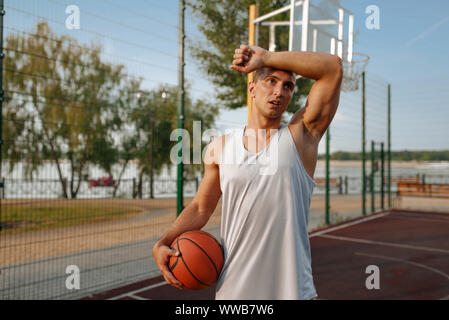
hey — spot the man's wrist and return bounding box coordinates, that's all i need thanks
[153,239,170,252]
[261,49,272,68]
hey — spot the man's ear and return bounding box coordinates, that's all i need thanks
[249,81,256,98]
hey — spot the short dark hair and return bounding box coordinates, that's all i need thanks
[253,67,296,83]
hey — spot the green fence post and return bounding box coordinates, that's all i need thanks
[345,176,348,194]
[387,84,391,209]
[0,0,4,231]
[381,142,385,210]
[177,0,185,216]
[371,141,375,213]
[362,72,366,216]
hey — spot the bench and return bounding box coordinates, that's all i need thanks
[391,177,420,184]
[397,182,449,199]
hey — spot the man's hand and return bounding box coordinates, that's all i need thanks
[229,45,268,73]
[153,242,184,290]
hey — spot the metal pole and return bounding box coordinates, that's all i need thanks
[0,0,4,231]
[247,4,257,123]
[381,142,385,210]
[371,141,375,213]
[347,14,354,63]
[288,0,295,51]
[177,0,185,216]
[387,84,391,209]
[325,128,330,225]
[337,8,344,58]
[301,0,310,52]
[361,72,366,216]
[149,109,154,199]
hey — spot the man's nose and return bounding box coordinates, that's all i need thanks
[273,83,283,97]
[273,84,282,97]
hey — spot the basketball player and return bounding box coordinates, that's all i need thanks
[153,45,342,299]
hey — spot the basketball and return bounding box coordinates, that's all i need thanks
[168,230,224,290]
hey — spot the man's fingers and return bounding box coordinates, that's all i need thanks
[229,65,248,73]
[233,53,249,62]
[161,264,183,290]
[239,45,254,56]
[235,48,249,56]
[154,245,183,289]
[168,248,180,257]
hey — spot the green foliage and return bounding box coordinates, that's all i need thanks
[391,150,449,161]
[318,150,449,161]
[130,84,218,181]
[188,0,313,114]
[4,22,131,197]
[3,22,219,197]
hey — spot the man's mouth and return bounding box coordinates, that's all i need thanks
[269,100,281,106]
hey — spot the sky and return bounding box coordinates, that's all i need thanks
[6,0,449,152]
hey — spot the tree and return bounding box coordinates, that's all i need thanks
[188,0,313,114]
[129,84,219,198]
[3,22,130,198]
[3,22,220,199]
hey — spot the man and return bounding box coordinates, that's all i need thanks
[153,45,342,299]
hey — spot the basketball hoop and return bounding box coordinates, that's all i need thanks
[341,52,370,92]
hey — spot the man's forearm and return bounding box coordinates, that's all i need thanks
[262,51,341,80]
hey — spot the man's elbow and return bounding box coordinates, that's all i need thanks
[320,55,342,82]
[331,55,343,80]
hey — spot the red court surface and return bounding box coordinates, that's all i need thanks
[82,209,449,300]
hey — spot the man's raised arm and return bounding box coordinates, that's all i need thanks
[230,45,343,140]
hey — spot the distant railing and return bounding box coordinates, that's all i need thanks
[0,177,200,199]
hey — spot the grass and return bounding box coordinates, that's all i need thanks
[0,200,143,235]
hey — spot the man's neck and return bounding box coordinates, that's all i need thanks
[247,118,281,130]
[244,122,282,142]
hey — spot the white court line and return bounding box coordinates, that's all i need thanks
[319,234,449,254]
[309,212,389,238]
[354,252,449,300]
[128,294,150,300]
[388,213,449,224]
[108,281,167,300]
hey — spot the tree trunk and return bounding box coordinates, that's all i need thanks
[72,151,87,199]
[137,170,143,199]
[41,122,68,198]
[69,153,75,199]
[112,159,129,198]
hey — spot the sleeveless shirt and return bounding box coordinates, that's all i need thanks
[215,123,317,300]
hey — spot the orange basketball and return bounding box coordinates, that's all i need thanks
[168,230,224,290]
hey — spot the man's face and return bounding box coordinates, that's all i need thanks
[250,69,295,120]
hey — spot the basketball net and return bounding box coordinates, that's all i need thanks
[342,52,370,92]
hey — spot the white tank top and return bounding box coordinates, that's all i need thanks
[215,123,317,300]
